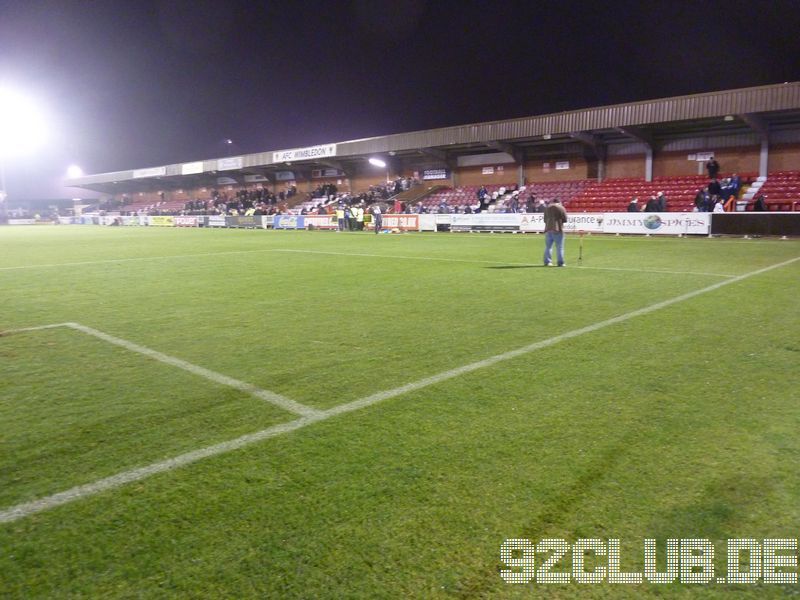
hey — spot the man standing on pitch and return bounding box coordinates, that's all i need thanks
[543,198,568,267]
[372,204,383,234]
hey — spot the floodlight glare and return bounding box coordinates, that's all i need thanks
[368,157,386,168]
[66,164,84,179]
[0,87,47,157]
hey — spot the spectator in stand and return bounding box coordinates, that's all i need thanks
[753,194,768,211]
[478,186,488,203]
[706,157,720,179]
[627,197,640,212]
[644,195,659,212]
[525,195,536,213]
[708,178,722,198]
[730,173,741,197]
[656,191,668,212]
[694,188,707,211]
[713,197,725,213]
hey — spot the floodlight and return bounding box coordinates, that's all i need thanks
[0,87,47,157]
[369,157,386,168]
[66,165,84,179]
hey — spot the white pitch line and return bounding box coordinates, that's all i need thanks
[61,323,320,418]
[0,321,319,418]
[0,322,72,335]
[1,255,797,524]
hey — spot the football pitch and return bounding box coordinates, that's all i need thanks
[1,225,799,598]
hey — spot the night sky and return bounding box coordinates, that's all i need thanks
[1,0,799,200]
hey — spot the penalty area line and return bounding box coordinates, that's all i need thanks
[1,254,798,524]
[0,321,320,419]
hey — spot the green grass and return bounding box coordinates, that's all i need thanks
[0,225,799,598]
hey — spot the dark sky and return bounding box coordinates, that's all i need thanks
[1,0,799,200]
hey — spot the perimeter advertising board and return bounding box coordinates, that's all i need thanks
[602,213,710,235]
[206,215,227,227]
[148,216,174,227]
[381,215,419,231]
[304,214,338,229]
[519,213,605,233]
[450,214,521,232]
[273,215,306,229]
[174,216,199,227]
[225,216,265,229]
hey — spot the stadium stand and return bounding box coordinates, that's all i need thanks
[419,180,594,213]
[748,171,800,211]
[566,173,758,212]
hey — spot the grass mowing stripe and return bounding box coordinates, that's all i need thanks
[1,254,795,525]
[320,254,799,418]
[0,248,276,271]
[0,241,738,278]
[269,248,736,278]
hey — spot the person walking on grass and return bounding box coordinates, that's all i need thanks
[543,198,568,267]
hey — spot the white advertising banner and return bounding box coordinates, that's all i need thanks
[133,166,166,178]
[381,214,420,231]
[450,213,521,231]
[304,214,338,229]
[175,216,199,227]
[181,161,203,175]
[566,213,605,233]
[602,212,710,235]
[519,213,605,233]
[273,144,337,163]
[217,157,243,170]
[422,168,449,180]
[207,215,227,227]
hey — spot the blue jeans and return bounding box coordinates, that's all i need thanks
[544,231,565,266]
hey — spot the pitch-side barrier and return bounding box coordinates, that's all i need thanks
[26,211,797,236]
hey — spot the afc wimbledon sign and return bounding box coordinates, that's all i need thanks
[273,144,337,163]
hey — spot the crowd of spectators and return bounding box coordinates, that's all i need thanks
[626,191,669,213]
[692,171,742,212]
[622,161,744,213]
[182,187,287,216]
[405,183,566,214]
